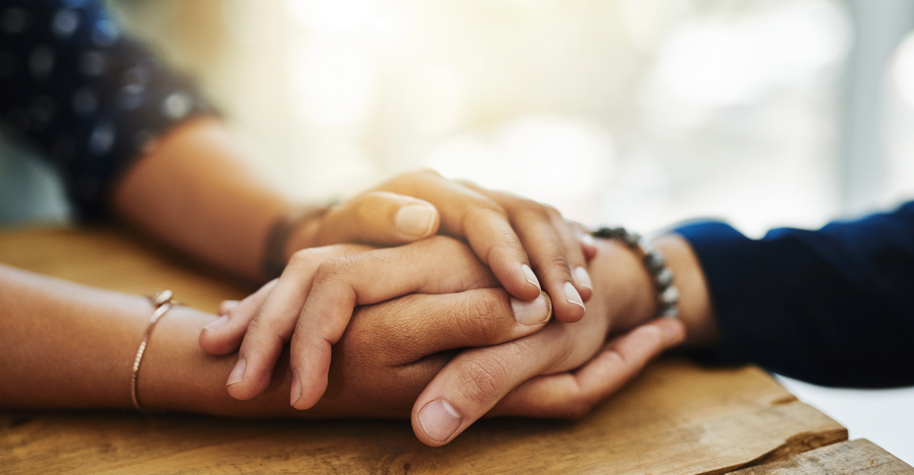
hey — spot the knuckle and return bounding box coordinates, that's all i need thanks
[458,292,508,343]
[514,200,550,218]
[245,314,286,346]
[312,256,353,287]
[518,199,545,213]
[457,354,511,405]
[453,177,479,189]
[542,204,562,218]
[493,238,526,260]
[288,248,321,270]
[417,168,443,179]
[540,254,570,274]
[468,199,506,218]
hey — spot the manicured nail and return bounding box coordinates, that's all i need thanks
[418,400,462,442]
[573,266,592,290]
[521,264,541,291]
[564,281,585,309]
[226,358,246,386]
[290,370,302,406]
[511,293,551,325]
[580,233,596,247]
[204,315,229,331]
[219,300,239,316]
[396,205,436,237]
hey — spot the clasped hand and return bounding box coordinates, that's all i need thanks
[199,171,685,446]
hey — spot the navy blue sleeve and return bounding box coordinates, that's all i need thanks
[674,202,914,388]
[0,0,214,219]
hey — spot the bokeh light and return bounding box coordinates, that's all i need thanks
[110,0,857,233]
[892,32,914,110]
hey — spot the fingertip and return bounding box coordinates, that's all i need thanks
[225,357,252,401]
[414,399,463,446]
[573,267,593,302]
[494,264,542,302]
[510,291,553,326]
[551,282,585,323]
[204,315,229,331]
[199,315,239,355]
[290,374,326,411]
[577,285,593,303]
[521,264,541,292]
[290,370,302,407]
[582,246,597,261]
[553,306,585,323]
[579,233,597,258]
[289,347,331,410]
[225,357,275,402]
[218,300,240,316]
[656,318,687,346]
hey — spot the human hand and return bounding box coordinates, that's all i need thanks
[407,237,686,445]
[292,170,597,323]
[200,235,685,445]
[308,310,682,420]
[183,257,680,423]
[199,236,555,408]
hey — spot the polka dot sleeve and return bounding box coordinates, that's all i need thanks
[0,0,215,220]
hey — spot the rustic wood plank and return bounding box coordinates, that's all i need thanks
[728,439,914,474]
[0,226,248,313]
[0,226,851,474]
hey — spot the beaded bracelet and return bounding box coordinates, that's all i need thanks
[592,227,680,318]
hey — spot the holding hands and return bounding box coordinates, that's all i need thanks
[198,171,685,446]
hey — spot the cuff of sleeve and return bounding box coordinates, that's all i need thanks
[671,221,789,369]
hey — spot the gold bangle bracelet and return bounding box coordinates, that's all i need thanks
[130,290,178,411]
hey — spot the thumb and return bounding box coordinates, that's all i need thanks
[314,191,441,246]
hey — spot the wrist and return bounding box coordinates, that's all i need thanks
[652,235,718,348]
[590,239,657,333]
[590,234,718,348]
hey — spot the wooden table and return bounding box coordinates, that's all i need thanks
[1,227,911,474]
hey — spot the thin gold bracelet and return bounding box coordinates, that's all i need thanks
[130,290,178,411]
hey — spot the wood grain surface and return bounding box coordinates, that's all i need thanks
[729,439,914,474]
[0,226,862,474]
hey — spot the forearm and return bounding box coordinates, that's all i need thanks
[110,117,310,283]
[0,263,300,415]
[0,264,146,408]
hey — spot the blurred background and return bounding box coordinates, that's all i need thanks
[1,0,912,462]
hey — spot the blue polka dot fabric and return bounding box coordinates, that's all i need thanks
[0,0,214,219]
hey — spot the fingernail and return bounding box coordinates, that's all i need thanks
[580,233,596,247]
[564,281,585,309]
[418,400,462,442]
[290,370,302,406]
[204,315,229,331]
[396,205,436,237]
[219,300,239,316]
[226,358,246,386]
[521,264,541,291]
[574,267,592,290]
[511,294,551,325]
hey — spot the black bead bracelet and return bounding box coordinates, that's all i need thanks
[592,227,680,318]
